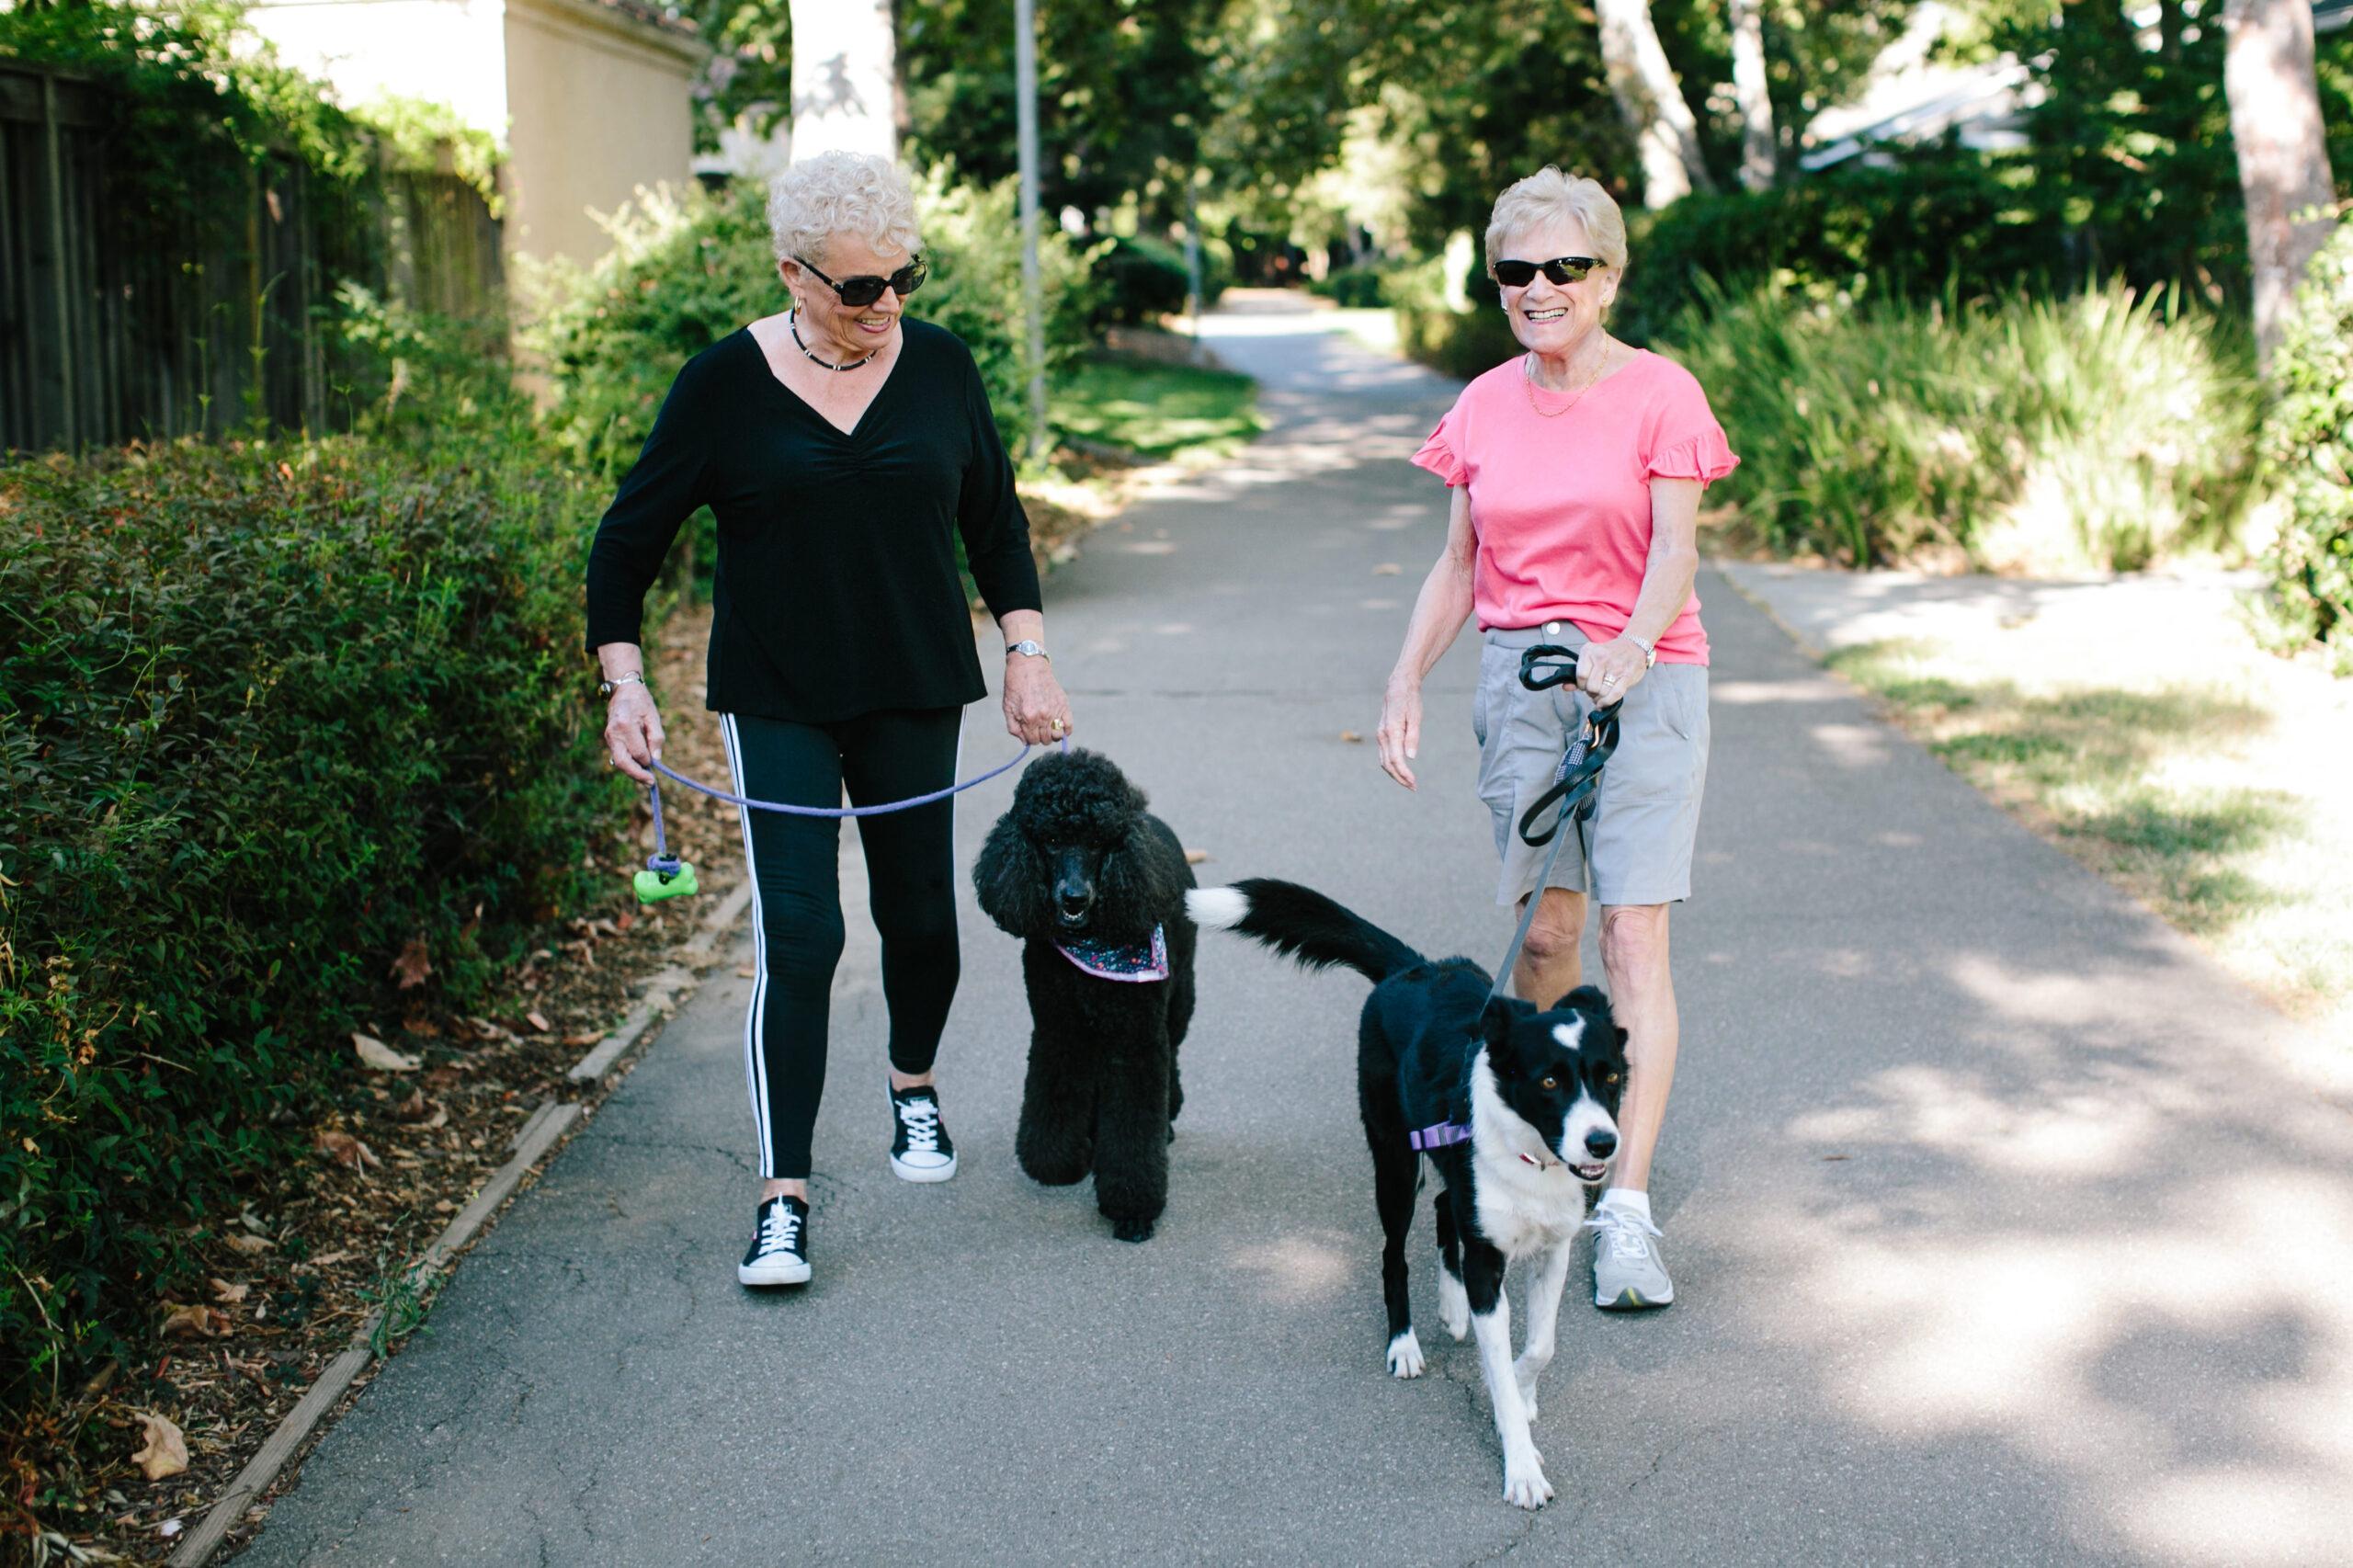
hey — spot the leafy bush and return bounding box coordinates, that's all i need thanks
[1310,266,1390,308]
[528,168,1097,577]
[1665,280,2259,572]
[2256,218,2353,672]
[0,435,617,1410]
[1620,152,2062,346]
[1090,233,1226,326]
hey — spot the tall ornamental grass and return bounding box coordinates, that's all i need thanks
[1666,281,2260,573]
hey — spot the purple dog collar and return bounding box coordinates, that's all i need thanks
[1408,1121,1472,1152]
[1053,924,1171,983]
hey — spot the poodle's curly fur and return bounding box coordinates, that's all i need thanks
[974,750,1198,1242]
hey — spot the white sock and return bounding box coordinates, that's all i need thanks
[1597,1187,1652,1227]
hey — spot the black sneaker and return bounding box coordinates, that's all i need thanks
[888,1084,958,1183]
[738,1194,812,1287]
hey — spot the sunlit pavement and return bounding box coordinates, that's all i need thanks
[236,297,2353,1567]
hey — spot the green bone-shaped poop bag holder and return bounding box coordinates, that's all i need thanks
[634,858,699,903]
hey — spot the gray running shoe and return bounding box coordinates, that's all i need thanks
[1587,1205,1674,1310]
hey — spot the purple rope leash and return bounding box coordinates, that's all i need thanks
[640,734,1069,874]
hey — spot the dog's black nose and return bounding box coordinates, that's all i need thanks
[1585,1129,1618,1159]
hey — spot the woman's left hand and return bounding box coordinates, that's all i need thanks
[1006,657,1074,746]
[1578,638,1649,707]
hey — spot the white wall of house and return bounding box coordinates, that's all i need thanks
[244,0,705,267]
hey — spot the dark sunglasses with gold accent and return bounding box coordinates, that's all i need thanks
[798,256,928,307]
[1493,255,1599,289]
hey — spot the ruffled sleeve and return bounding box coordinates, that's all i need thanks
[1644,426,1739,484]
[1411,403,1469,486]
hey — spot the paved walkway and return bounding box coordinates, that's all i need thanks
[239,301,2353,1565]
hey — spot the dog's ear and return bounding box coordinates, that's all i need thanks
[1476,995,1517,1056]
[1096,819,1184,936]
[1553,983,1608,1013]
[972,811,1050,937]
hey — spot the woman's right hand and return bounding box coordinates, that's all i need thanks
[1377,678,1423,791]
[604,685,665,785]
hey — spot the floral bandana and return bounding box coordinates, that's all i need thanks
[1052,924,1171,983]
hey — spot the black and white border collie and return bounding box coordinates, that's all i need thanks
[1187,878,1628,1510]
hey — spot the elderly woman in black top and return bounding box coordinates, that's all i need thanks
[585,151,1073,1289]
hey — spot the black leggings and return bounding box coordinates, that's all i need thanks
[721,708,963,1180]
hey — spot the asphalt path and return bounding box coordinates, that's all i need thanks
[237,300,2353,1566]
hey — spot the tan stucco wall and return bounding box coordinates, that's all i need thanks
[501,0,704,266]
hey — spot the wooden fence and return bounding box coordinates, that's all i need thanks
[0,62,502,453]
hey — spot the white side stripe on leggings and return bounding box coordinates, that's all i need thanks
[720,713,775,1181]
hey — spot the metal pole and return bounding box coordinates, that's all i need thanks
[1015,0,1047,461]
[1183,178,1203,353]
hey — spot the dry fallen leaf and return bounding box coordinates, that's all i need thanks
[315,1130,379,1171]
[1340,730,1364,744]
[1372,562,1403,575]
[525,1010,551,1034]
[132,1412,188,1481]
[560,1032,604,1049]
[736,966,757,979]
[308,1250,354,1267]
[390,937,432,991]
[421,1104,449,1131]
[352,1033,421,1073]
[1183,848,1211,865]
[160,1304,229,1338]
[392,1088,429,1121]
[403,1016,443,1038]
[433,1199,456,1214]
[209,1278,248,1305]
[222,1233,272,1256]
[615,909,636,935]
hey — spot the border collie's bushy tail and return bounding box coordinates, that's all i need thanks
[1186,879,1424,984]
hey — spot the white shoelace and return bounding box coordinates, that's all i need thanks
[1585,1207,1662,1261]
[896,1096,942,1153]
[757,1203,803,1258]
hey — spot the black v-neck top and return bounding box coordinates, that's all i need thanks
[583,320,1043,722]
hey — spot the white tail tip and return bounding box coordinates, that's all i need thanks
[1185,886,1249,929]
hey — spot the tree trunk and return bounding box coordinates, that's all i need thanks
[2222,0,2337,369]
[1595,0,1718,209]
[1729,0,1776,193]
[790,0,897,161]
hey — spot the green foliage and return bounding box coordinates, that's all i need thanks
[1620,151,2060,345]
[903,0,1225,230]
[1091,233,1227,325]
[527,170,1097,517]
[2256,217,2353,673]
[350,96,505,214]
[1665,280,2259,571]
[0,434,617,1411]
[682,0,793,153]
[1309,266,1389,308]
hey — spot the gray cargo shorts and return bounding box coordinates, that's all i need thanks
[1473,620,1710,908]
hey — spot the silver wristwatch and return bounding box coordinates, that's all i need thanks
[1006,639,1050,661]
[597,671,648,699]
[1627,633,1657,668]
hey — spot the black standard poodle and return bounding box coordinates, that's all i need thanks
[973,748,1198,1242]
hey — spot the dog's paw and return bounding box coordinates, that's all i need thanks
[1500,1453,1553,1511]
[1109,1215,1156,1243]
[1438,1271,1471,1341]
[1385,1329,1426,1379]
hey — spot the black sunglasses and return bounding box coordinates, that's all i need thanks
[1494,256,1599,289]
[799,256,928,307]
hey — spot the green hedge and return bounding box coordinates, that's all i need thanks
[1664,281,2259,571]
[0,436,617,1408]
[1090,233,1229,326]
[2258,218,2353,672]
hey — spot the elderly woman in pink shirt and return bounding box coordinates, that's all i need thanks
[1376,166,1737,1314]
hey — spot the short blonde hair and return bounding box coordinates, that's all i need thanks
[767,151,921,267]
[1483,166,1628,277]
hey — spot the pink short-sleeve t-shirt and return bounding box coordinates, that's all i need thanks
[1411,349,1737,665]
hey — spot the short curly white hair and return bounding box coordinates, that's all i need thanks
[767,151,922,267]
[1484,166,1628,277]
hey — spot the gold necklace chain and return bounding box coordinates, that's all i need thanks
[1522,338,1615,418]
